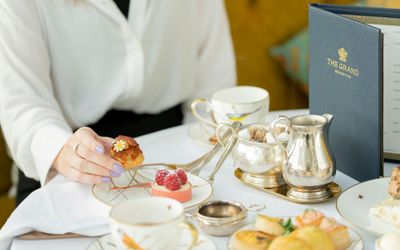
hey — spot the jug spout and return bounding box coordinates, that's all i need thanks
[323,113,334,125]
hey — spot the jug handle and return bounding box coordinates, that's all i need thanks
[270,115,290,158]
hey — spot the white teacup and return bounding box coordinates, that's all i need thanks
[191,86,269,128]
[109,197,198,250]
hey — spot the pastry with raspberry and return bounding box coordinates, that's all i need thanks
[151,169,192,202]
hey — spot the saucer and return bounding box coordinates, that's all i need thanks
[87,232,216,250]
[187,123,216,146]
[92,170,213,210]
[336,177,397,236]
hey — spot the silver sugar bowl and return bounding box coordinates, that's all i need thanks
[232,123,288,188]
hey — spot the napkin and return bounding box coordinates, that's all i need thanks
[0,175,110,250]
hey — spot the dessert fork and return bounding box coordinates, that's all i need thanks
[117,122,242,188]
[135,122,240,174]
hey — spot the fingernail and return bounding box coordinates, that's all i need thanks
[96,145,105,154]
[113,163,124,174]
[102,177,111,183]
[110,171,121,177]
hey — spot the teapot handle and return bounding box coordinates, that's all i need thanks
[270,115,290,158]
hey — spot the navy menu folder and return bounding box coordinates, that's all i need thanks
[308,4,400,181]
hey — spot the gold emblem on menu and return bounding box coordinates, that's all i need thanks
[338,48,348,62]
[326,47,359,79]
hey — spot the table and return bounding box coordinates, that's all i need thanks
[10,109,382,249]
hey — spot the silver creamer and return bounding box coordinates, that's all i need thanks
[271,114,336,201]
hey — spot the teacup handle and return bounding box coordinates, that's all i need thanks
[270,115,290,159]
[191,98,217,128]
[179,222,199,250]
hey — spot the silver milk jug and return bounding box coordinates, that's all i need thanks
[270,114,336,201]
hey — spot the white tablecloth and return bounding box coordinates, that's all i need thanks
[4,110,383,249]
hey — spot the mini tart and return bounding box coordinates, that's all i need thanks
[233,230,275,250]
[110,135,144,170]
[151,182,192,203]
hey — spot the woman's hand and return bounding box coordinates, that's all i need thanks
[52,127,124,184]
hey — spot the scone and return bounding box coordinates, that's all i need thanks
[268,235,312,250]
[254,214,285,236]
[291,226,335,250]
[110,135,144,170]
[233,230,274,250]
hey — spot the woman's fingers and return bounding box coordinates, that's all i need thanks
[68,148,116,177]
[73,142,122,175]
[75,127,105,155]
[69,128,124,176]
[68,166,110,184]
[52,127,126,184]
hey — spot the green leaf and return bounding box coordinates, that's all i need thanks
[281,218,295,236]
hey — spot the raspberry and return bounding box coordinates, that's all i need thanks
[155,169,169,186]
[164,173,181,191]
[175,168,188,185]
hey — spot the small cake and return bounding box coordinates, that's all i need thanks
[110,135,144,170]
[233,230,274,250]
[151,169,192,202]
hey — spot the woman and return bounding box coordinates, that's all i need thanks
[0,0,236,204]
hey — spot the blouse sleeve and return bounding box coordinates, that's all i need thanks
[0,1,72,185]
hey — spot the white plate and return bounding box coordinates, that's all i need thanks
[87,232,216,250]
[227,215,363,250]
[92,170,213,210]
[187,123,215,146]
[336,177,398,236]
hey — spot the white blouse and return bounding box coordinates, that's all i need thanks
[0,0,236,185]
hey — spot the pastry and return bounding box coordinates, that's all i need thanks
[254,214,285,236]
[318,217,351,250]
[268,235,312,250]
[290,226,335,250]
[110,135,144,170]
[388,167,400,198]
[295,209,325,228]
[151,169,192,202]
[233,230,274,250]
